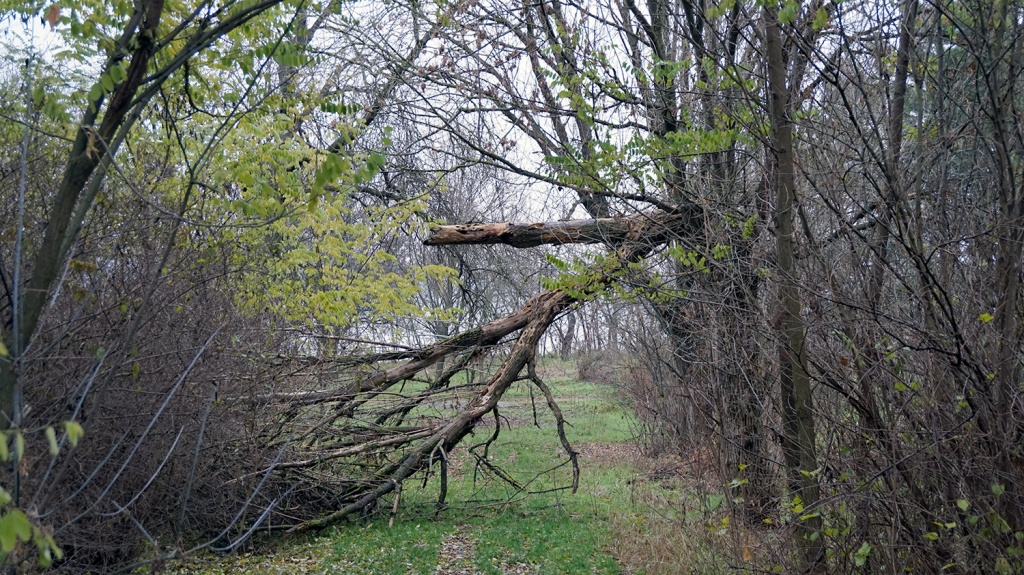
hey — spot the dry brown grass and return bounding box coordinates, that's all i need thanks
[604,446,752,575]
[609,513,716,575]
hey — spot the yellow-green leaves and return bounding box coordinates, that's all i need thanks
[0,422,83,566]
[85,61,128,111]
[812,6,829,30]
[65,421,85,448]
[0,506,63,567]
[668,246,709,273]
[45,427,59,456]
[108,61,127,84]
[0,511,32,553]
[236,195,457,330]
[711,243,732,260]
[0,339,7,358]
[36,532,63,568]
[854,542,872,567]
[706,0,736,20]
[87,82,103,104]
[270,40,312,67]
[979,312,994,323]
[14,433,24,463]
[540,252,633,302]
[742,214,759,239]
[313,150,388,194]
[314,154,352,192]
[790,495,805,514]
[779,1,800,25]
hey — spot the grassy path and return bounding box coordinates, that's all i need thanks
[165,363,716,575]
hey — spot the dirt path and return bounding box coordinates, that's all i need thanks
[434,527,536,575]
[434,527,480,574]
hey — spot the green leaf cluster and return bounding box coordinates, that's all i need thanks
[236,194,457,330]
[0,422,84,567]
[667,245,709,273]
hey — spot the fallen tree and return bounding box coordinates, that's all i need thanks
[267,224,679,531]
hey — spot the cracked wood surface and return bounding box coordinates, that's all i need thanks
[423,210,687,248]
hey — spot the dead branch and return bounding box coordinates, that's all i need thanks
[288,238,660,532]
[470,408,521,489]
[527,358,579,493]
[262,291,563,407]
[423,210,688,248]
[290,287,572,531]
[271,427,440,471]
[374,347,487,427]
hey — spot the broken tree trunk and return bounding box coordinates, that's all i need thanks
[424,210,688,248]
[256,212,691,409]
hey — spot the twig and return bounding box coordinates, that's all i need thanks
[388,480,402,527]
[469,407,504,485]
[528,357,579,493]
[436,445,448,515]
[56,330,220,536]
[102,426,186,516]
[177,382,218,535]
[528,383,539,428]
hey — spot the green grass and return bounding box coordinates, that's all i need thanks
[372,368,635,573]
[166,359,669,574]
[469,509,622,574]
[329,521,448,574]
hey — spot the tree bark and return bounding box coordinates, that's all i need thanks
[424,212,686,248]
[984,0,1024,531]
[765,6,824,571]
[559,313,576,361]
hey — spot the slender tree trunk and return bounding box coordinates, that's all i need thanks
[0,0,167,430]
[764,6,824,571]
[985,0,1024,531]
[559,313,576,361]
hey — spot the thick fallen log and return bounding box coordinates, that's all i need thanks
[423,210,687,248]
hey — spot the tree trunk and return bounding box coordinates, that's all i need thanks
[985,0,1024,531]
[425,212,687,248]
[0,0,167,430]
[765,6,824,570]
[559,313,576,361]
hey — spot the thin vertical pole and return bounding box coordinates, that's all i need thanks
[12,22,36,515]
